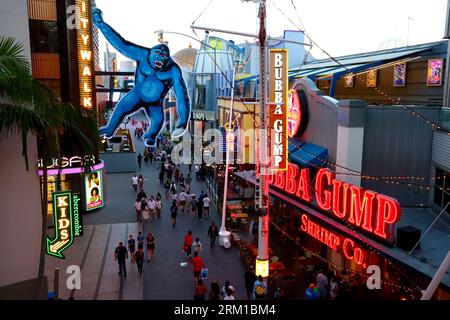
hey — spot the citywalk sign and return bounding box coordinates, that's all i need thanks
[47,191,83,259]
[269,49,288,172]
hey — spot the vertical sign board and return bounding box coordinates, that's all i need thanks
[77,0,94,110]
[47,192,74,259]
[268,49,288,172]
[73,193,83,237]
[85,170,104,211]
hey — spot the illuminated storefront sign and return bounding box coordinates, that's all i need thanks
[269,49,288,171]
[269,163,401,243]
[47,191,75,259]
[37,155,96,170]
[77,0,94,109]
[393,63,406,87]
[300,213,368,267]
[85,170,104,211]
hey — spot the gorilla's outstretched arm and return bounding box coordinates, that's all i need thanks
[93,8,147,61]
[171,66,191,133]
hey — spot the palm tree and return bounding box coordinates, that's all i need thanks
[0,37,100,299]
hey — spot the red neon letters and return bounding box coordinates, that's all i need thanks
[270,164,402,242]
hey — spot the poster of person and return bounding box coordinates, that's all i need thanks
[85,170,104,211]
[366,69,377,88]
[427,59,443,86]
[393,63,406,87]
[344,74,354,88]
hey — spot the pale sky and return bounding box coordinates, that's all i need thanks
[95,0,447,66]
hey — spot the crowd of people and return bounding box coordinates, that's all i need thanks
[112,124,275,300]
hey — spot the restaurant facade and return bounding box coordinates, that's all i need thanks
[231,73,450,299]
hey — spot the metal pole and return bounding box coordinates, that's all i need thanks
[54,268,60,300]
[256,0,270,280]
[219,65,236,238]
[408,201,450,254]
[421,250,450,300]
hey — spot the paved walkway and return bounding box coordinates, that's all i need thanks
[45,115,247,300]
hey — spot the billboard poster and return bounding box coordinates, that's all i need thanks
[344,74,354,88]
[85,170,104,211]
[427,59,443,86]
[269,49,288,172]
[366,69,377,88]
[393,63,406,87]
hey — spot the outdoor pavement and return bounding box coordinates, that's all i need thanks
[45,115,247,300]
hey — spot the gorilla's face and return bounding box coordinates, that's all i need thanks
[149,46,170,70]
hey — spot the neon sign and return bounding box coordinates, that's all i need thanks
[85,170,104,211]
[270,163,401,243]
[77,0,94,109]
[73,193,83,237]
[300,214,367,267]
[47,192,75,259]
[37,155,96,170]
[269,49,288,171]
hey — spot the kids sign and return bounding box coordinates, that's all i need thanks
[269,49,288,171]
[269,163,402,244]
[47,191,82,259]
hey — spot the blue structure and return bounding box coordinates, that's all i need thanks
[93,8,191,146]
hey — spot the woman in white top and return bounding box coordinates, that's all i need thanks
[221,280,235,297]
[223,287,235,300]
[155,196,162,219]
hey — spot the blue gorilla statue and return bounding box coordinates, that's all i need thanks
[93,8,190,146]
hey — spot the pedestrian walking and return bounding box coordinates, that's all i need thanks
[194,279,207,301]
[178,190,189,213]
[141,197,149,221]
[137,231,145,250]
[179,173,185,187]
[144,149,149,165]
[114,242,128,277]
[305,283,320,300]
[146,233,155,262]
[164,180,171,199]
[222,280,235,298]
[170,180,177,194]
[137,189,147,202]
[223,288,236,300]
[191,251,206,282]
[190,195,197,220]
[207,221,219,249]
[155,195,162,219]
[171,190,178,204]
[148,196,156,220]
[149,149,153,164]
[127,235,136,263]
[209,282,221,301]
[134,199,142,222]
[245,269,257,300]
[316,269,329,300]
[197,197,204,221]
[174,166,180,184]
[167,165,173,181]
[137,153,142,169]
[192,237,203,254]
[194,164,200,180]
[170,202,178,227]
[138,174,144,192]
[330,277,339,300]
[185,174,192,192]
[131,174,138,192]
[203,194,211,219]
[183,231,193,258]
[134,247,144,275]
[253,275,267,300]
[159,170,164,186]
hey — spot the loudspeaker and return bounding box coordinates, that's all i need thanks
[396,226,421,251]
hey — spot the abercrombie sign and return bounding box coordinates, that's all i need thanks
[266,163,402,244]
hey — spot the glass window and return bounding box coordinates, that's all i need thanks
[434,167,450,214]
[29,20,58,53]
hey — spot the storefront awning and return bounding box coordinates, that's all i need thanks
[289,142,328,168]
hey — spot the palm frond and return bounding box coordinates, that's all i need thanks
[0,37,30,79]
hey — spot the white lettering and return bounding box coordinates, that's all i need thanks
[66,265,81,290]
[274,53,283,68]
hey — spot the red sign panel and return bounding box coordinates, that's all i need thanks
[270,163,401,244]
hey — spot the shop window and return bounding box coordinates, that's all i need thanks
[433,167,450,214]
[29,20,58,53]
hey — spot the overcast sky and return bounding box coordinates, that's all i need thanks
[95,0,447,65]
